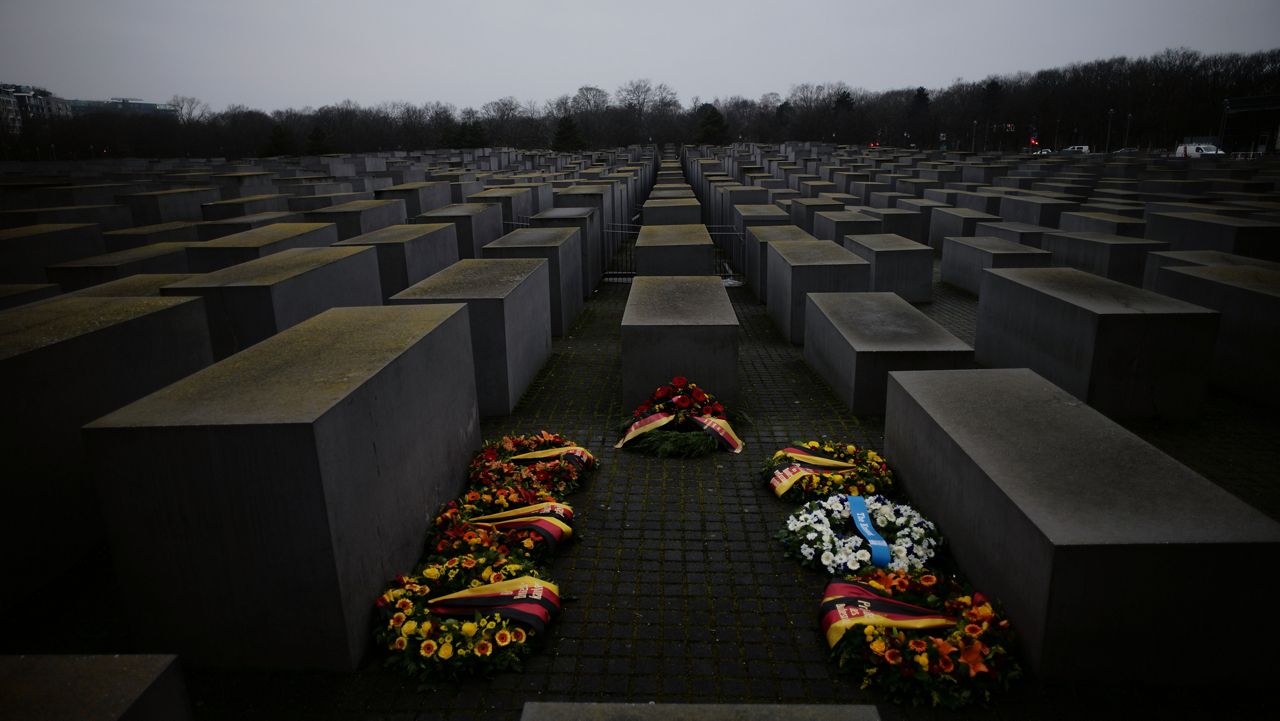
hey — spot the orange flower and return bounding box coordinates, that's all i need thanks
[892,575,911,592]
[938,654,955,673]
[466,491,481,502]
[884,649,903,665]
[512,628,527,644]
[391,637,407,651]
[908,638,928,653]
[461,557,477,569]
[495,629,512,647]
[389,612,406,628]
[395,598,413,611]
[919,574,938,587]
[490,572,505,583]
[474,640,493,656]
[445,557,460,568]
[419,639,438,657]
[964,623,983,637]
[931,637,957,657]
[959,641,990,677]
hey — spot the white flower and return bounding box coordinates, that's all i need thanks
[855,549,871,562]
[846,557,860,571]
[800,544,814,559]
[820,550,834,567]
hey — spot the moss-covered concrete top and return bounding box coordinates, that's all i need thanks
[636,224,713,247]
[418,203,499,218]
[486,227,577,248]
[987,267,1218,316]
[53,242,193,268]
[65,274,195,298]
[621,275,736,327]
[127,187,218,197]
[769,239,865,266]
[309,199,402,214]
[747,225,816,243]
[167,247,371,287]
[1163,265,1280,297]
[103,222,194,236]
[201,223,334,248]
[0,295,201,360]
[735,204,789,219]
[0,223,98,240]
[334,223,454,246]
[85,304,467,427]
[642,199,699,210]
[532,208,593,221]
[203,193,288,206]
[392,258,546,301]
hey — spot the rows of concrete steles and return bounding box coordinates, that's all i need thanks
[1,143,1279,718]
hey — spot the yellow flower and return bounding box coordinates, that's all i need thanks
[866,484,875,493]
[845,444,856,455]
[830,474,844,483]
[512,628,527,644]
[522,538,534,549]
[419,640,437,657]
[423,568,440,580]
[915,653,930,670]
[868,451,883,463]
[389,613,406,628]
[870,639,887,655]
[495,629,512,646]
[482,567,494,581]
[391,637,407,651]
[469,579,482,588]
[474,640,493,657]
[401,620,418,636]
[461,622,478,638]
[863,625,876,636]
[506,564,522,574]
[822,445,834,453]
[807,441,820,449]
[438,643,454,660]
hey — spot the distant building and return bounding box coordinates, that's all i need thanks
[0,83,72,134]
[68,97,179,117]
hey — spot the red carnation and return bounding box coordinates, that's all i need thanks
[654,385,672,399]
[701,406,713,416]
[691,387,707,402]
[671,376,688,387]
[673,395,692,409]
[710,402,725,416]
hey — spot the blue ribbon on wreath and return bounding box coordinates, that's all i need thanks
[847,495,891,568]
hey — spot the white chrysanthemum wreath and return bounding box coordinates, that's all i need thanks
[775,494,941,576]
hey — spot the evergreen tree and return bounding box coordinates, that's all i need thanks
[693,103,729,145]
[551,115,585,151]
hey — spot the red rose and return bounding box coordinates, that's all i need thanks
[710,402,724,415]
[671,376,688,387]
[701,407,712,416]
[654,385,672,399]
[691,387,707,402]
[673,395,691,409]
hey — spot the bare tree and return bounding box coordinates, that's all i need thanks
[168,95,210,124]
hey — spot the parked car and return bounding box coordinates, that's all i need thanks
[1174,144,1225,158]
[1062,145,1091,154]
[1032,148,1054,155]
[1112,147,1139,156]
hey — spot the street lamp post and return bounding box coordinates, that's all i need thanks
[1106,108,1115,153]
[1123,113,1132,149]
[970,120,977,153]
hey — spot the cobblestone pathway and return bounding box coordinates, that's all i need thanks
[178,248,1276,719]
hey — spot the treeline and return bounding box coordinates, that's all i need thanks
[3,47,1276,161]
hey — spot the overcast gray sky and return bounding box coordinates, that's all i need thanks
[2,0,1277,112]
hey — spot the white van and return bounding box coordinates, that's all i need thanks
[1062,145,1090,154]
[1174,144,1225,158]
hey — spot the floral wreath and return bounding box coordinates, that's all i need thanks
[762,438,895,502]
[615,376,744,457]
[821,568,1021,708]
[375,576,559,678]
[777,494,940,576]
[411,548,547,597]
[467,432,595,498]
[428,501,574,561]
